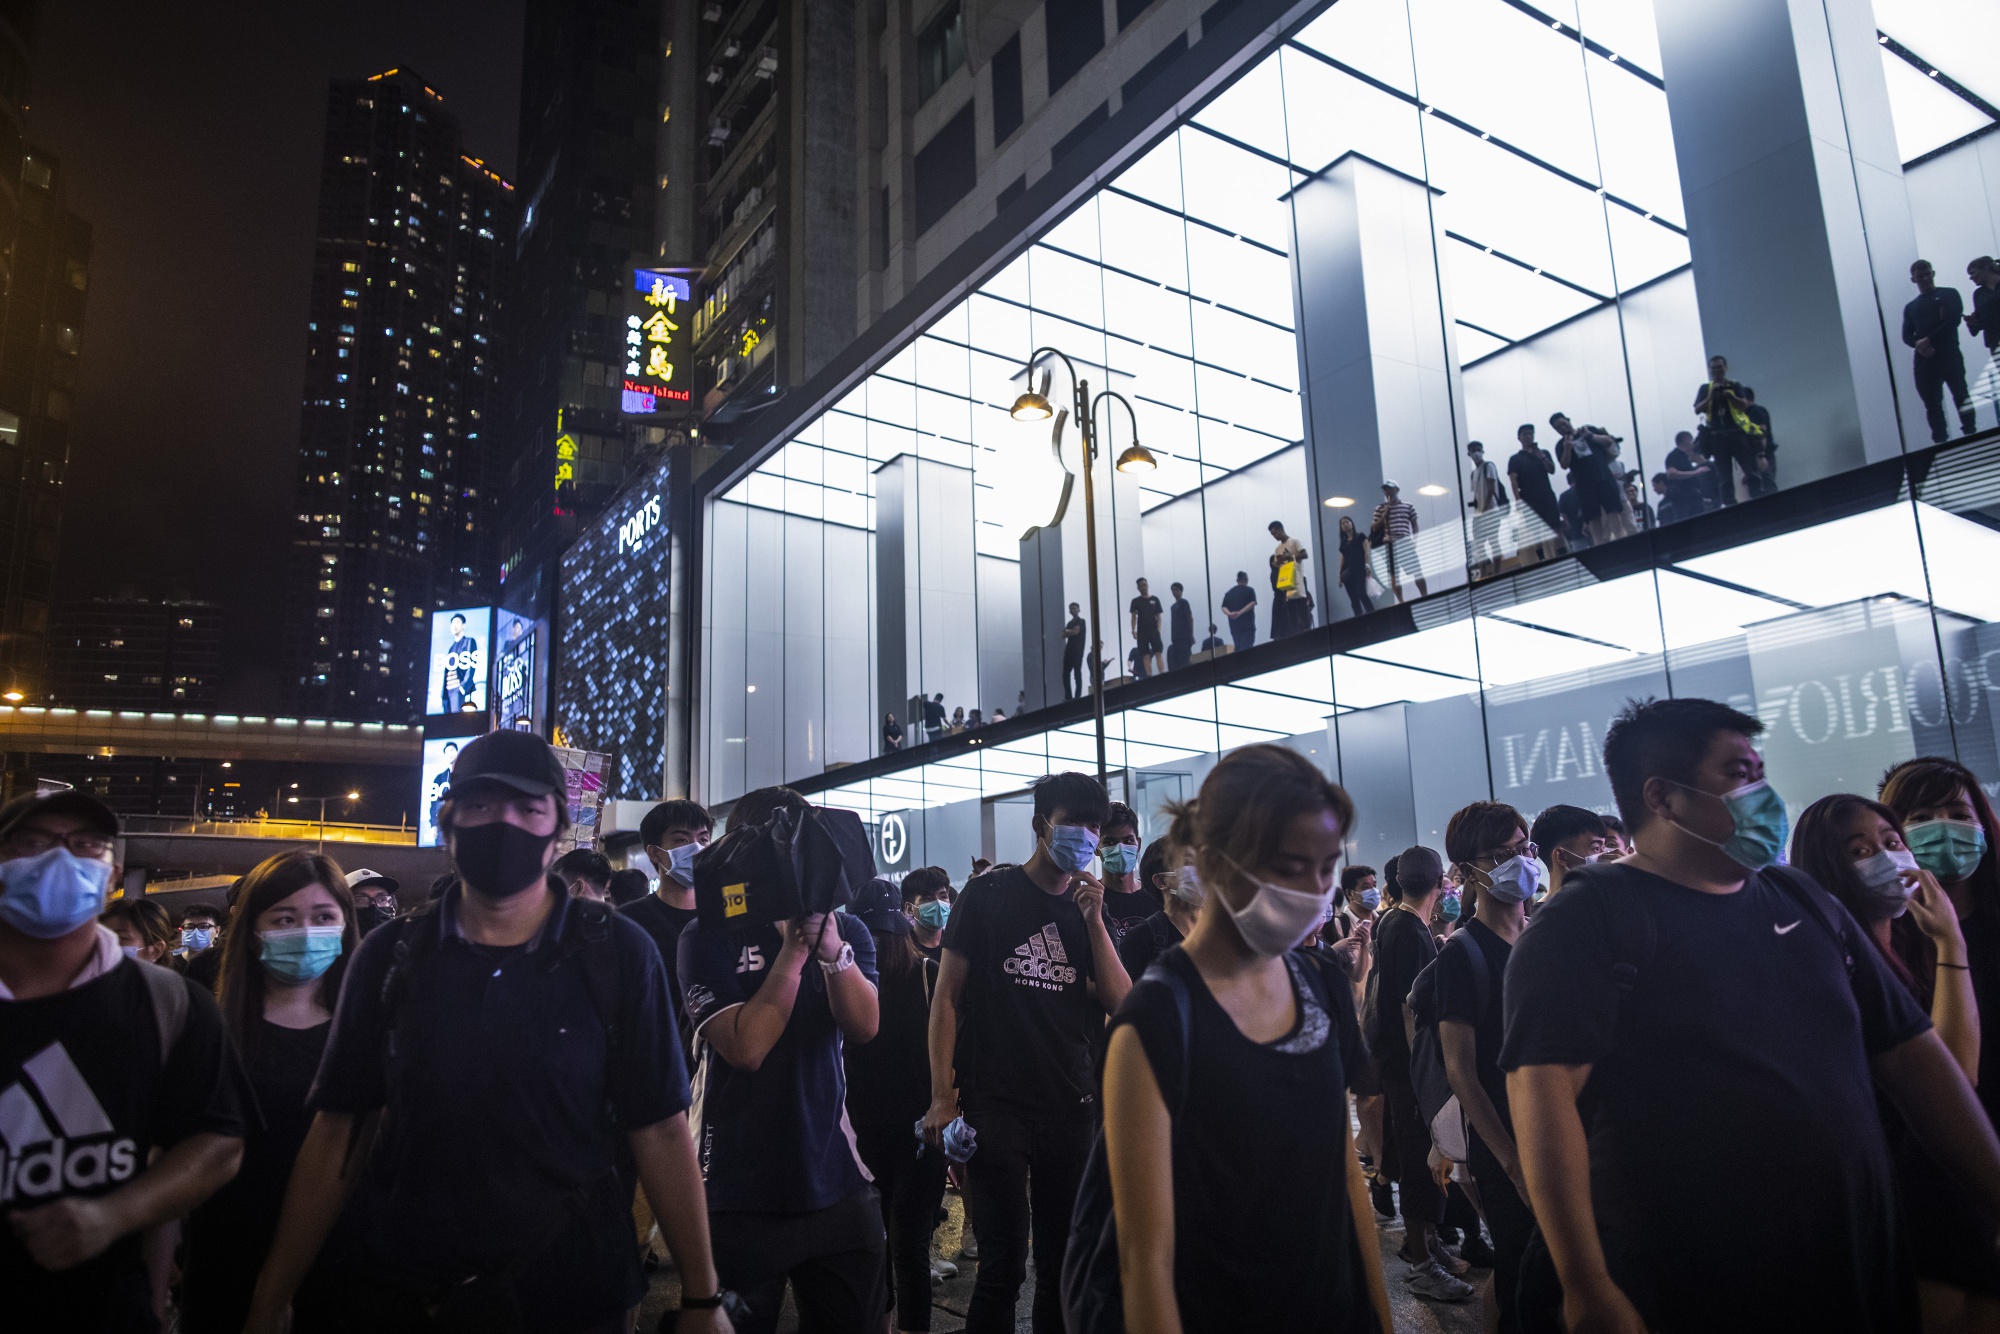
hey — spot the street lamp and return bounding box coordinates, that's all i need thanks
[290,791,362,852]
[1008,347,1150,785]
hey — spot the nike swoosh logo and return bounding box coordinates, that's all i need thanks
[1774,921,1802,935]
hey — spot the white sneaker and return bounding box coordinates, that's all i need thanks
[930,1256,958,1280]
[1406,1258,1476,1303]
[957,1234,979,1261]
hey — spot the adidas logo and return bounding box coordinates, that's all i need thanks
[1004,924,1078,986]
[1,1042,138,1204]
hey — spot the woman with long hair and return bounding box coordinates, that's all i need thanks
[1101,743,1391,1332]
[177,850,358,1334]
[844,878,951,1334]
[100,896,178,964]
[1337,515,1374,619]
[1795,792,1993,1332]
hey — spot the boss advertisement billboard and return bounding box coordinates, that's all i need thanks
[427,606,492,717]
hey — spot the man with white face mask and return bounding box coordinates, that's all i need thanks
[1443,802,1537,1334]
[1530,804,1607,902]
[923,772,1131,1334]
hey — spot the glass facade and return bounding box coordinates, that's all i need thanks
[697,0,2000,871]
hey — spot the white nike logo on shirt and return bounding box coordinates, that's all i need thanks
[1774,921,1802,935]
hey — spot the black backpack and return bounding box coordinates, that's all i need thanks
[1405,927,1492,1161]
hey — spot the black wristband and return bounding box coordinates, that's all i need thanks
[1939,961,1972,971]
[679,1292,725,1310]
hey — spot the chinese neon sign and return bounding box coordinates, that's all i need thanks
[623,268,695,415]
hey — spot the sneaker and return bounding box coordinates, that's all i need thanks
[1428,1233,1472,1276]
[930,1256,958,1280]
[1460,1230,1496,1268]
[1407,1258,1477,1303]
[957,1233,979,1261]
[1369,1176,1396,1221]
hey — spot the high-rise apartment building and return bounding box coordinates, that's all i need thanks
[47,595,222,710]
[0,0,89,704]
[286,69,514,721]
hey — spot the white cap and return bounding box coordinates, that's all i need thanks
[1381,479,1401,491]
[345,868,399,893]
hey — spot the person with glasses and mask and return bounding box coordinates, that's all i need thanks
[1442,803,1538,1334]
[1,790,252,1334]
[1504,698,2000,1334]
[1529,805,1606,903]
[178,901,227,993]
[1100,744,1390,1332]
[341,869,398,937]
[244,731,729,1334]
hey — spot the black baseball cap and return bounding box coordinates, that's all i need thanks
[854,877,912,937]
[1395,845,1444,892]
[0,790,119,842]
[451,729,566,798]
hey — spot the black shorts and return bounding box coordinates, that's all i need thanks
[1136,630,1163,653]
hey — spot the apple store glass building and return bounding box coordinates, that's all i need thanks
[696,0,2000,872]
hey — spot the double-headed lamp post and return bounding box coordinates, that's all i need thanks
[288,791,362,853]
[1008,346,1157,786]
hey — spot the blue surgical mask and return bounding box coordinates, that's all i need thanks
[1481,854,1544,905]
[259,925,345,985]
[1099,843,1136,877]
[1355,887,1381,913]
[915,899,950,930]
[182,926,214,953]
[1906,818,1987,881]
[1045,823,1099,874]
[666,841,701,887]
[0,848,113,939]
[1439,890,1461,921]
[1671,778,1789,870]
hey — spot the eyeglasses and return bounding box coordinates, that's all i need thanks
[5,828,115,859]
[1475,841,1537,865]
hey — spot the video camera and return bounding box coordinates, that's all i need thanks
[689,804,877,930]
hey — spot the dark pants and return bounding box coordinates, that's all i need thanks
[1062,654,1083,700]
[1230,620,1255,652]
[1519,492,1560,541]
[1702,428,1767,505]
[1343,577,1374,618]
[1471,1134,1537,1334]
[1381,1077,1443,1236]
[961,1099,1092,1334]
[854,1124,950,1332]
[710,1190,887,1334]
[1916,348,1975,443]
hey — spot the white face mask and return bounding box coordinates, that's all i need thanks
[1221,856,1332,957]
[1482,854,1546,904]
[665,841,700,887]
[1853,848,1920,917]
[1169,864,1205,907]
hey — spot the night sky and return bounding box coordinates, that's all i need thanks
[32,0,524,709]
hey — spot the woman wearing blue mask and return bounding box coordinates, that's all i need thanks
[1794,793,1990,1334]
[179,851,358,1334]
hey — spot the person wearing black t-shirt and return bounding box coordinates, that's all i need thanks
[1166,583,1194,671]
[1097,802,1159,947]
[1117,838,1201,983]
[180,851,359,1334]
[177,902,225,994]
[1130,578,1165,678]
[845,880,949,1333]
[1440,803,1535,1334]
[0,790,251,1334]
[1366,845,1474,1301]
[902,866,953,963]
[924,772,1133,1334]
[1220,571,1257,652]
[246,732,727,1334]
[1102,744,1389,1331]
[1658,430,1712,525]
[1061,602,1087,701]
[1504,698,2000,1334]
[1507,425,1561,555]
[624,798,713,1057]
[678,786,883,1334]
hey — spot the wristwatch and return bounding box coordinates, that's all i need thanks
[819,942,856,974]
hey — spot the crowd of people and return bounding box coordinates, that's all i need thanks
[18,700,2000,1332]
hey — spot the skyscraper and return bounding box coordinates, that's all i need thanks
[0,0,90,704]
[285,69,515,721]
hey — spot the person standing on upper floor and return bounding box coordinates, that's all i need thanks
[901,866,954,964]
[677,786,883,1334]
[921,772,1133,1334]
[1507,425,1562,559]
[1440,803,1537,1334]
[923,693,948,743]
[1364,844,1474,1301]
[883,712,904,752]
[1166,582,1195,672]
[1099,745,1392,1333]
[1368,485,1425,603]
[1879,756,2000,1140]
[950,707,966,734]
[1336,516,1374,619]
[1529,804,1605,903]
[1062,602,1088,701]
[1552,413,1634,545]
[844,880,951,1334]
[1792,793,1994,1334]
[1968,255,2000,405]
[3,791,252,1334]
[1503,697,2000,1334]
[245,730,728,1334]
[179,851,358,1334]
[1221,572,1258,652]
[1130,578,1166,679]
[1466,441,1511,578]
[1694,355,1765,506]
[1659,430,1713,525]
[1906,258,1978,444]
[1740,388,1777,496]
[1097,801,1159,947]
[1269,520,1313,634]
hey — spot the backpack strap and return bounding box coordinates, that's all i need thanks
[136,960,189,1067]
[1133,954,1196,1120]
[1581,865,1658,1035]
[1450,927,1492,1019]
[552,898,628,1125]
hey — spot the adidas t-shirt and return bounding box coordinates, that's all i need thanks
[679,913,878,1213]
[942,865,1100,1120]
[2,960,251,1333]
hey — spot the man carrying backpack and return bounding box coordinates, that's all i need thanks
[1504,697,2000,1334]
[1440,802,1536,1333]
[244,730,730,1334]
